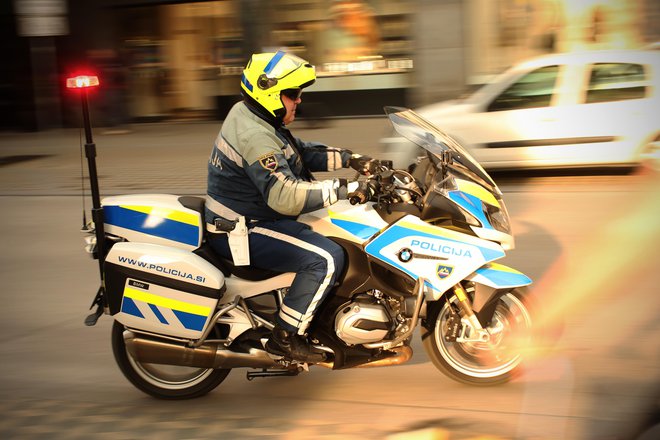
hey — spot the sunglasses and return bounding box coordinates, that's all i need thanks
[281,88,303,100]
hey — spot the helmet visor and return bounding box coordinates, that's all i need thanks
[263,51,308,80]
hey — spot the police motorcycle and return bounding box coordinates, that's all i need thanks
[82,106,533,399]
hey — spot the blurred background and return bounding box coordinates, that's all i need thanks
[1,0,659,132]
[1,2,660,439]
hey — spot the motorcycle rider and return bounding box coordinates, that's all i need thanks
[205,51,375,362]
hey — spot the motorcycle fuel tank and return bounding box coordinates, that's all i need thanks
[298,200,387,243]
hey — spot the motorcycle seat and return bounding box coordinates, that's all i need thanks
[179,196,284,282]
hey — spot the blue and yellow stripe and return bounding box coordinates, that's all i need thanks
[364,218,506,292]
[121,286,211,331]
[455,179,500,207]
[473,263,532,287]
[104,205,200,246]
[448,179,501,230]
[328,210,380,240]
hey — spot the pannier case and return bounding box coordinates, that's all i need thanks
[104,242,225,339]
[102,194,204,251]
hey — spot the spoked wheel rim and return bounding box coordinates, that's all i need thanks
[126,354,216,390]
[434,293,532,379]
[112,322,231,399]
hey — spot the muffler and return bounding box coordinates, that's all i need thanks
[123,331,278,369]
[358,345,413,368]
[317,345,413,369]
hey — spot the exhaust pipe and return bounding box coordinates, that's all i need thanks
[317,345,413,369]
[124,331,412,370]
[357,345,413,368]
[123,331,278,369]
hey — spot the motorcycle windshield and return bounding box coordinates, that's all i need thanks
[385,106,498,192]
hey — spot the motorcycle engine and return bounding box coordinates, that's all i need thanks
[334,295,394,345]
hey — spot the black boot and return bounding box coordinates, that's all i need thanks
[266,325,326,363]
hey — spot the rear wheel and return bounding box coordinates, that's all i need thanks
[422,288,532,385]
[111,321,231,399]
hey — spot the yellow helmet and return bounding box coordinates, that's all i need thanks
[241,51,316,118]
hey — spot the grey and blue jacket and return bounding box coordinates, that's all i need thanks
[205,101,352,227]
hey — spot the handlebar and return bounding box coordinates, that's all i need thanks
[347,159,423,208]
[349,184,371,205]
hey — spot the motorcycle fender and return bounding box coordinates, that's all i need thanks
[465,264,531,327]
[466,263,532,290]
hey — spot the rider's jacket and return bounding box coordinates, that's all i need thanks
[205,101,351,227]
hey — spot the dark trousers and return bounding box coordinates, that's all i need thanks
[209,219,345,334]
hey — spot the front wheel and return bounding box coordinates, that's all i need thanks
[111,321,231,399]
[422,288,533,385]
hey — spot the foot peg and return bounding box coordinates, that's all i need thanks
[246,368,300,381]
[266,324,326,363]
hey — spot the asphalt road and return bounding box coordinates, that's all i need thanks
[0,120,658,439]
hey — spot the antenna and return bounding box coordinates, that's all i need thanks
[66,74,106,277]
[79,125,87,229]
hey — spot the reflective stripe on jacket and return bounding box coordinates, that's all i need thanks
[205,101,351,225]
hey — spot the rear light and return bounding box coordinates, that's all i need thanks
[66,75,100,89]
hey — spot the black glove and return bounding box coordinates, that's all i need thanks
[349,154,378,176]
[348,180,375,205]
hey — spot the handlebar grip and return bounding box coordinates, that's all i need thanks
[348,186,369,205]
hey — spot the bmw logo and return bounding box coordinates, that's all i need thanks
[398,248,413,262]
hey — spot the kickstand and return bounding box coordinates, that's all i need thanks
[84,305,104,326]
[84,286,105,326]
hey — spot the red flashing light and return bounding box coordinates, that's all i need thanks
[66,75,100,89]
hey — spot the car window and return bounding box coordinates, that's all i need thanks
[487,65,559,112]
[585,63,647,103]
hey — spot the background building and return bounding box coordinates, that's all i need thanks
[2,0,658,131]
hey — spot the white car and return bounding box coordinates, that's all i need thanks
[385,50,660,170]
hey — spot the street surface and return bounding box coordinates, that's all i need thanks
[0,118,658,439]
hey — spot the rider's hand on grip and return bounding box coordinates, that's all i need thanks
[349,154,378,176]
[348,180,374,205]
